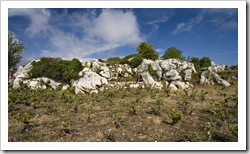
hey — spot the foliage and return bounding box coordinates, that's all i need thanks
[8,32,26,73]
[129,54,143,68]
[137,42,159,60]
[147,64,159,80]
[161,47,185,60]
[168,109,182,124]
[105,57,122,65]
[61,120,70,133]
[190,57,201,72]
[200,57,212,68]
[29,57,83,84]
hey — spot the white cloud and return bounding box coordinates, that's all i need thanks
[172,8,237,35]
[9,9,144,61]
[172,13,204,35]
[146,14,172,25]
[8,8,51,37]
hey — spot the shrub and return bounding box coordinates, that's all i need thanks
[161,47,185,60]
[129,54,143,68]
[148,64,159,80]
[29,57,83,84]
[105,57,122,65]
[200,57,212,68]
[190,57,201,72]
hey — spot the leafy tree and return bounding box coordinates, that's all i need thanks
[161,47,185,60]
[8,32,26,71]
[137,42,159,60]
[200,57,212,68]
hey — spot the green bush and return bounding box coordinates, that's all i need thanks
[129,54,143,68]
[200,57,212,68]
[148,64,159,80]
[105,57,122,65]
[29,57,83,84]
[161,47,185,60]
[190,57,201,72]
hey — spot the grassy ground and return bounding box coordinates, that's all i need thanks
[8,79,238,142]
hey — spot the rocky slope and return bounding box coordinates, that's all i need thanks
[9,58,231,94]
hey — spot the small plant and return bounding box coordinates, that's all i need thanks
[163,84,171,97]
[190,88,198,101]
[114,115,123,128]
[230,124,238,137]
[61,120,70,133]
[168,109,182,124]
[186,131,197,141]
[148,105,161,116]
[129,105,139,115]
[200,90,208,102]
[203,122,212,141]
[156,97,163,106]
[104,129,115,141]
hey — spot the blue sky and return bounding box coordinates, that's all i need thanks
[8,8,238,66]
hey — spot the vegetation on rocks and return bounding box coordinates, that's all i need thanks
[29,57,83,84]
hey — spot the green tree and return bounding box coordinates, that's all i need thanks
[137,42,159,61]
[8,32,26,71]
[161,47,185,60]
[200,57,212,68]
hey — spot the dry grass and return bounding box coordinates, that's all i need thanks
[8,80,238,142]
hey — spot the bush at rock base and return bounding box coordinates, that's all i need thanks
[29,57,83,84]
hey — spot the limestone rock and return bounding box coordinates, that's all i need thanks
[73,71,108,94]
[141,72,163,89]
[171,81,191,89]
[163,69,181,81]
[184,69,193,81]
[12,59,40,88]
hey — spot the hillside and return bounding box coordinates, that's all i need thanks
[8,57,238,142]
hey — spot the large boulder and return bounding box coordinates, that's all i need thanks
[171,81,192,89]
[184,69,193,81]
[12,59,40,88]
[208,64,226,72]
[141,72,163,89]
[27,77,61,90]
[73,71,108,94]
[160,59,177,71]
[200,70,230,87]
[163,69,181,81]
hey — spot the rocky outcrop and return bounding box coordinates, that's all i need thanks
[10,57,232,94]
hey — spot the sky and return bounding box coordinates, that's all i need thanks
[8,8,238,66]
